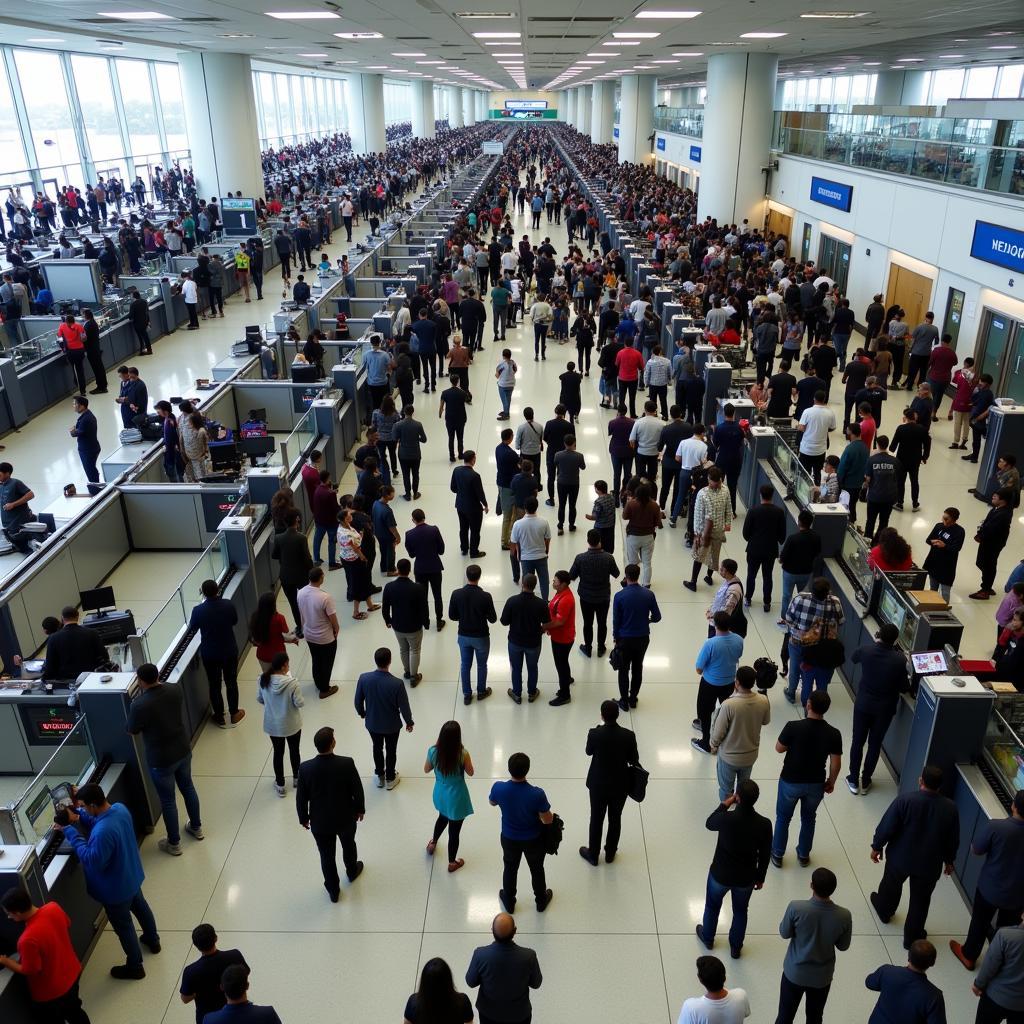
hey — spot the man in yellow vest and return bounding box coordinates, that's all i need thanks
[234,246,251,303]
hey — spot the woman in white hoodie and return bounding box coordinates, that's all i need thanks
[256,652,305,796]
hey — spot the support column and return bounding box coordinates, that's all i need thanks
[577,84,592,136]
[564,88,576,126]
[668,88,684,107]
[774,79,786,109]
[176,52,263,198]
[698,52,777,225]
[617,74,657,165]
[348,73,386,154]
[461,88,474,127]
[590,80,615,144]
[411,79,435,139]
[900,70,929,105]
[476,92,486,122]
[874,70,905,106]
[447,86,464,128]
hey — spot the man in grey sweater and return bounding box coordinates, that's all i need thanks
[972,914,1024,1024]
[466,912,543,1024]
[775,867,853,1024]
[710,665,771,802]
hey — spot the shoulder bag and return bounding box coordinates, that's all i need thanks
[627,762,650,803]
[800,599,845,669]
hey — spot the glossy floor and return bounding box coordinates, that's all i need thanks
[25,183,1020,1023]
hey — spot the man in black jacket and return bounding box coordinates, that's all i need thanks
[568,530,620,657]
[187,579,242,728]
[972,487,1014,600]
[580,699,639,866]
[382,558,428,686]
[272,510,313,638]
[870,764,960,949]
[448,564,496,705]
[296,726,365,903]
[499,573,550,704]
[459,289,486,353]
[658,407,692,511]
[439,374,472,464]
[697,779,773,958]
[128,288,152,357]
[450,450,488,559]
[542,405,574,506]
[41,606,106,681]
[847,623,909,795]
[742,484,787,612]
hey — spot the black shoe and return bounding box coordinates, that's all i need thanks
[470,550,486,558]
[327,888,341,903]
[798,855,810,867]
[536,888,553,912]
[141,936,161,954]
[110,964,146,980]
[464,694,473,705]
[695,924,713,950]
[507,688,522,704]
[499,889,515,913]
[476,687,493,701]
[730,946,742,960]
[545,498,555,506]
[617,697,629,712]
[869,891,891,923]
[549,694,571,706]
[597,645,607,657]
[771,853,783,868]
[605,849,616,863]
[704,574,714,586]
[437,619,446,631]
[348,861,364,882]
[579,846,598,866]
[629,696,637,708]
[579,644,592,657]
[690,738,711,754]
[683,581,697,592]
[763,601,771,612]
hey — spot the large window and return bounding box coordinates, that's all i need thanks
[71,56,121,163]
[780,73,878,112]
[14,49,80,181]
[252,68,350,147]
[155,62,188,152]
[384,80,411,126]
[0,59,26,180]
[115,59,161,158]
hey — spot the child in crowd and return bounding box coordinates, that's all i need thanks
[819,454,841,504]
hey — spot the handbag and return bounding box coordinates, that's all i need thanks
[800,601,845,668]
[609,645,623,671]
[627,762,650,803]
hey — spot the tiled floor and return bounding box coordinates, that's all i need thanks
[14,172,1016,1023]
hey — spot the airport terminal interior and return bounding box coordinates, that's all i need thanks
[0,3,1023,1024]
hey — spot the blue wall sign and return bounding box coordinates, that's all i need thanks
[970,221,1024,274]
[613,126,620,139]
[809,176,853,212]
[656,137,666,151]
[689,145,701,163]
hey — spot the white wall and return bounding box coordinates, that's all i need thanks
[769,154,1024,360]
[487,90,558,115]
[654,130,702,176]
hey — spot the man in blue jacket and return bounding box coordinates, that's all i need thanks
[188,578,243,729]
[56,783,159,980]
[70,395,101,485]
[203,964,282,1024]
[865,940,946,1024]
[353,647,414,790]
[611,563,662,711]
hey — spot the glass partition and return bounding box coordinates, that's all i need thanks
[841,526,874,596]
[280,408,319,474]
[10,329,62,371]
[983,695,1024,798]
[652,106,704,138]
[4,717,96,845]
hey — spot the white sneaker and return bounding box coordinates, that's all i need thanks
[386,773,401,791]
[185,823,205,841]
[274,782,286,797]
[158,838,182,856]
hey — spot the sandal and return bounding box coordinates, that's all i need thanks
[352,612,368,620]
[447,859,465,873]
[426,840,437,856]
[366,603,381,612]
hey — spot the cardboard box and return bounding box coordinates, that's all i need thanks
[906,589,949,611]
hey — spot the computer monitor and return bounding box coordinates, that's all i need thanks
[239,435,277,464]
[911,650,948,675]
[80,586,115,613]
[291,362,320,383]
[210,443,240,472]
[380,259,393,273]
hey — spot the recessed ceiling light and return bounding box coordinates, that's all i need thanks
[614,31,661,38]
[298,52,328,57]
[988,30,1014,35]
[740,31,787,38]
[455,10,516,16]
[416,60,444,64]
[672,51,704,56]
[335,31,383,39]
[651,59,680,63]
[472,31,520,38]
[26,37,65,43]
[896,57,923,62]
[938,53,965,58]
[266,10,341,18]
[332,59,358,64]
[365,65,388,69]
[98,10,174,19]
[989,45,1018,49]
[862,61,881,65]
[635,9,702,17]
[392,52,425,56]
[633,64,656,69]
[494,52,524,57]
[605,40,639,45]
[800,10,870,17]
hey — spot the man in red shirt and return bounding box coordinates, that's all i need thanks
[615,339,645,418]
[0,887,90,1023]
[925,333,958,420]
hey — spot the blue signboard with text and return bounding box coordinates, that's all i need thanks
[970,221,1024,275]
[656,137,665,151]
[689,145,701,163]
[809,176,853,212]
[613,126,620,139]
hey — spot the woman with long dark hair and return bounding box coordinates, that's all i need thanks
[249,591,298,673]
[338,507,379,619]
[270,486,297,534]
[423,720,474,873]
[402,957,473,1024]
[256,651,304,796]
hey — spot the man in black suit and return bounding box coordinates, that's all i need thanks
[296,726,365,903]
[187,579,243,729]
[742,484,787,612]
[381,558,429,686]
[580,700,639,866]
[439,374,472,464]
[271,510,313,638]
[450,450,489,559]
[870,764,960,949]
[405,509,446,630]
[41,605,106,680]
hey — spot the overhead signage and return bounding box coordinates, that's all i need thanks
[221,197,257,235]
[656,137,666,151]
[970,221,1024,275]
[689,145,701,163]
[613,126,620,139]
[505,99,548,110]
[809,176,853,213]
[482,140,505,154]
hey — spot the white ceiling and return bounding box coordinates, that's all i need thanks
[0,1,1021,94]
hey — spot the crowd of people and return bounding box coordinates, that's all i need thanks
[3,123,1023,1024]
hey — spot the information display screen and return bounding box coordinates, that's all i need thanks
[505,99,548,110]
[911,651,948,675]
[19,704,84,745]
[221,197,257,236]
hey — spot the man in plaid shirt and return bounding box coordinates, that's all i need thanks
[783,578,845,708]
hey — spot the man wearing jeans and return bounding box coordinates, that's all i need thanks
[58,784,160,980]
[187,579,244,728]
[772,690,843,869]
[778,509,820,621]
[448,564,497,706]
[691,613,744,755]
[127,663,204,856]
[297,567,340,700]
[708,666,771,802]
[696,780,772,959]
[510,498,551,601]
[495,351,517,421]
[670,424,708,527]
[611,563,662,711]
[499,574,550,704]
[783,578,845,707]
[489,752,554,914]
[354,647,414,790]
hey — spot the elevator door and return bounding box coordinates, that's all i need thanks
[976,310,1024,404]
[766,209,792,246]
[885,264,933,331]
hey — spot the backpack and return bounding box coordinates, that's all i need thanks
[541,812,565,856]
[726,582,748,638]
[753,656,779,693]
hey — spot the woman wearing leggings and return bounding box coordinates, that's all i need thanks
[256,652,304,797]
[424,720,474,872]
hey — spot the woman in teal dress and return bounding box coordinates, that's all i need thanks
[424,720,474,872]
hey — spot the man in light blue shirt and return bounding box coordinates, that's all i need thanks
[363,335,391,410]
[692,611,744,753]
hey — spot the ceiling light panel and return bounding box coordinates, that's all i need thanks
[334,32,383,39]
[266,10,340,18]
[98,10,174,19]
[472,31,520,38]
[635,9,701,16]
[741,32,786,38]
[614,32,660,38]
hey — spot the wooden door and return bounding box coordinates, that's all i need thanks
[885,264,933,330]
[766,208,792,243]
